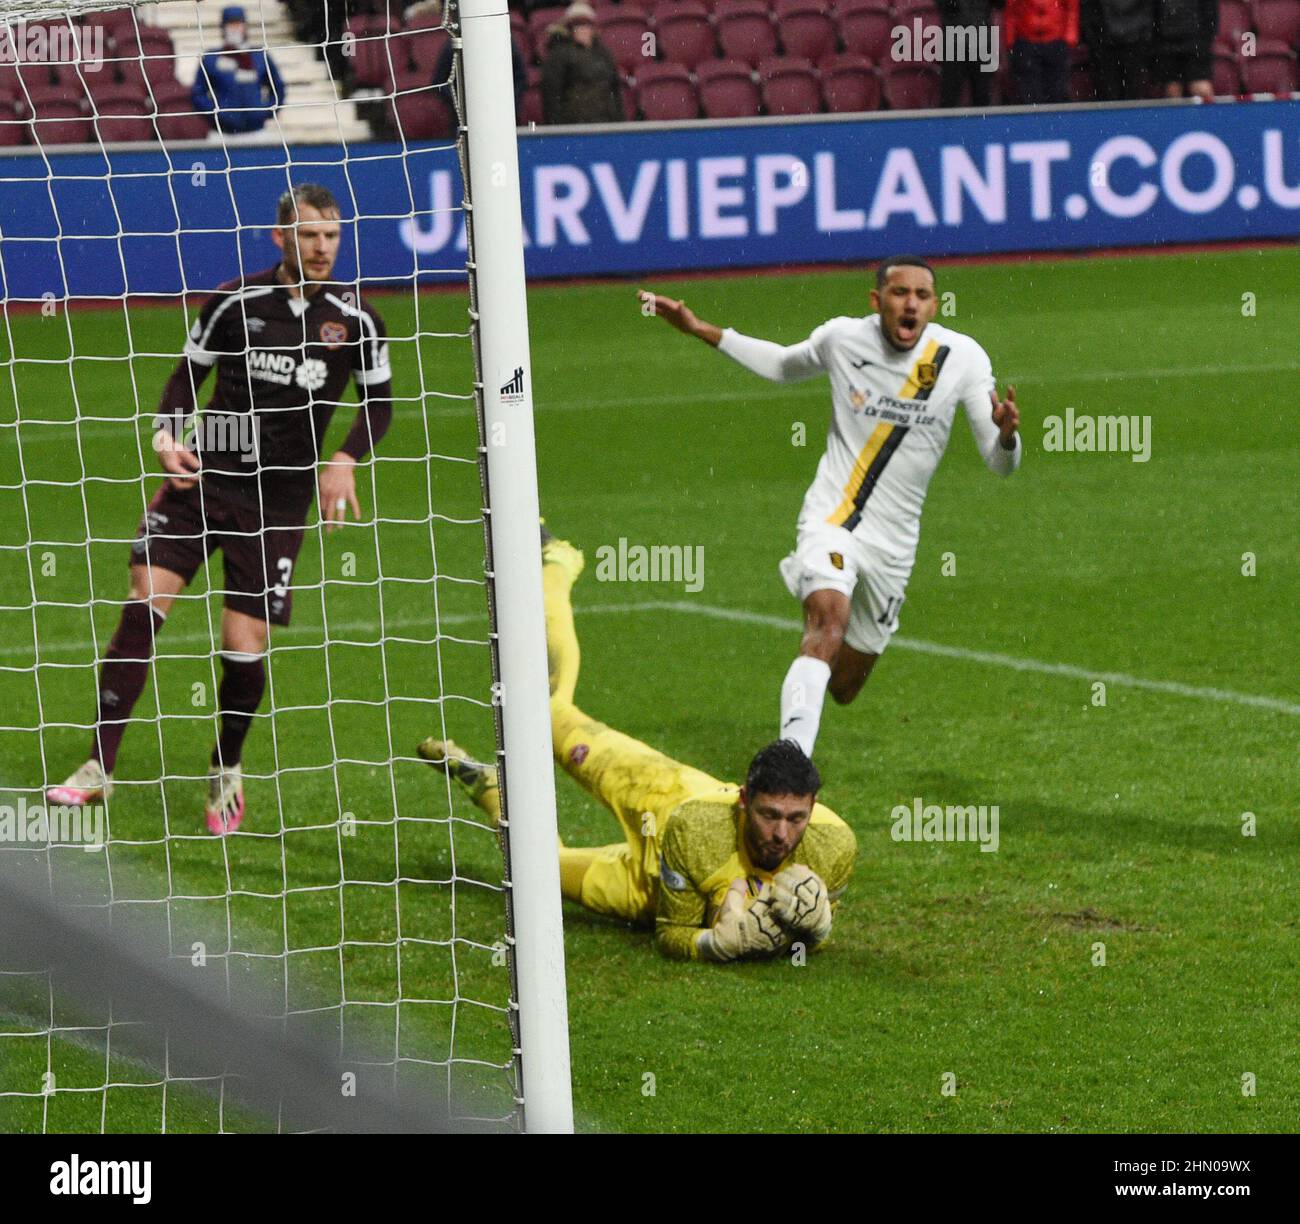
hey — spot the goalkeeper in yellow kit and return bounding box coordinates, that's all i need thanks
[419,532,857,962]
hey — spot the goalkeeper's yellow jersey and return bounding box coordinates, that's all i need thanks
[653,788,857,961]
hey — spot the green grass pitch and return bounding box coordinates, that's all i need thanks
[0,247,1296,1133]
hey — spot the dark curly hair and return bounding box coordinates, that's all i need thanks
[745,739,821,799]
[875,254,935,289]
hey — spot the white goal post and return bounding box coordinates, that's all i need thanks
[0,0,572,1134]
[459,0,573,1134]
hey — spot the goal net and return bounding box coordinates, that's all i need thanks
[0,0,570,1133]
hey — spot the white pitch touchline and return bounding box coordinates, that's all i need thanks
[5,599,1296,717]
[8,358,1300,442]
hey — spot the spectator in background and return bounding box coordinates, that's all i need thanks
[1082,0,1154,99]
[191,5,287,137]
[938,0,994,109]
[541,3,622,125]
[1153,0,1217,100]
[1005,0,1079,103]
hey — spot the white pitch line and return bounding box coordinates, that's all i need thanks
[4,598,1296,717]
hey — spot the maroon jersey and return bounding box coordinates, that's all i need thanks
[158,266,392,521]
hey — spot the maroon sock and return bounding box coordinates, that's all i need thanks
[91,601,165,773]
[211,652,267,768]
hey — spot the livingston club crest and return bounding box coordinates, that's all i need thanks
[915,362,938,391]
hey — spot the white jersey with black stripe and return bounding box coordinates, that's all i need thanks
[718,314,1018,562]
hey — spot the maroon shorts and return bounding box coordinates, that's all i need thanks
[130,480,307,626]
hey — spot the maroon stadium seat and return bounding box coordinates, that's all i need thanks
[654,2,718,69]
[402,12,450,72]
[520,84,544,125]
[695,57,760,116]
[820,52,881,110]
[1252,0,1300,46]
[894,0,940,14]
[759,55,822,113]
[24,86,93,145]
[881,62,940,108]
[633,61,700,119]
[1216,0,1253,43]
[597,8,653,73]
[1239,40,1298,90]
[389,69,454,139]
[834,0,894,62]
[147,76,188,108]
[155,87,209,141]
[95,93,157,143]
[345,16,402,88]
[0,96,23,146]
[116,29,180,88]
[774,0,838,64]
[1211,47,1243,93]
[714,0,778,67]
[81,8,136,36]
[90,82,150,113]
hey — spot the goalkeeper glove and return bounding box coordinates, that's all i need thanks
[770,864,833,947]
[698,880,791,963]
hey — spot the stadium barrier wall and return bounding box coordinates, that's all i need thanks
[0,99,1298,299]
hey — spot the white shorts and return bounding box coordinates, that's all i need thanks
[778,524,913,656]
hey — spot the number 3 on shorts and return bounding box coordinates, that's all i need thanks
[273,556,293,598]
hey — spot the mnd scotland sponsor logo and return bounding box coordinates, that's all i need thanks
[594,537,705,593]
[891,796,1000,853]
[0,797,104,850]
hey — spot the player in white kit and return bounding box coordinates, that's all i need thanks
[641,256,1021,758]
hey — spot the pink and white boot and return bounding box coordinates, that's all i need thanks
[205,763,245,835]
[47,759,112,806]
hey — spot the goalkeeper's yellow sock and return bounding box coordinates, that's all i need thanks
[542,539,583,705]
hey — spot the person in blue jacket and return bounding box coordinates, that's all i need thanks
[191,6,287,135]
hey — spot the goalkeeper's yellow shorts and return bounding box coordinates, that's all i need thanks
[551,699,721,926]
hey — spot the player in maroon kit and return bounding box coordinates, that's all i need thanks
[46,183,393,834]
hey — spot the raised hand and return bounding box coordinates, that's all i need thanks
[990,384,1019,447]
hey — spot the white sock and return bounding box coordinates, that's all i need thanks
[779,655,832,758]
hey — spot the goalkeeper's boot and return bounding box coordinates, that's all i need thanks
[46,759,112,806]
[205,763,245,835]
[541,534,585,587]
[417,738,500,826]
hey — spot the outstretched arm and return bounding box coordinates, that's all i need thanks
[639,291,824,384]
